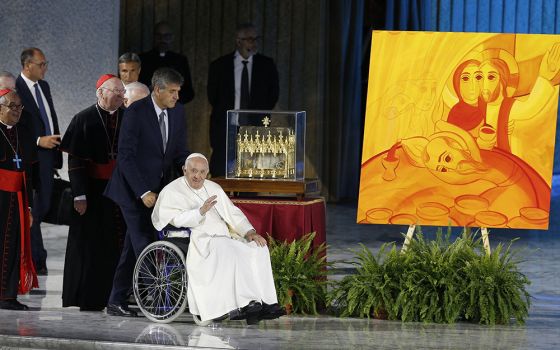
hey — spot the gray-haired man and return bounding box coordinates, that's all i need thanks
[104,67,189,317]
[118,52,141,86]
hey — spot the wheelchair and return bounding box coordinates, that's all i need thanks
[132,227,211,326]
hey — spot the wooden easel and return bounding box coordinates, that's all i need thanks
[480,227,491,255]
[401,225,491,255]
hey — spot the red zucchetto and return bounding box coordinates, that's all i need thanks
[96,74,118,89]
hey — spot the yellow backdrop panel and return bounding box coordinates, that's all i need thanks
[358,31,559,230]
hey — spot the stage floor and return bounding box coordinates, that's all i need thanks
[1,178,559,349]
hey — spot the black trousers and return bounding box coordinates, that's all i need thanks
[107,202,155,305]
[31,149,54,269]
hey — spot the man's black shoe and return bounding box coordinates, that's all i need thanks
[0,299,29,311]
[259,303,286,320]
[106,304,138,317]
[229,300,262,320]
[246,315,260,325]
[36,267,48,276]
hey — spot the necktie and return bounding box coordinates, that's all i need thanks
[159,111,167,152]
[34,83,52,135]
[240,60,249,109]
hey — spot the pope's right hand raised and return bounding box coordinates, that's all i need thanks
[200,195,217,216]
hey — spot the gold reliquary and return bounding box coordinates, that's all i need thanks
[226,110,305,180]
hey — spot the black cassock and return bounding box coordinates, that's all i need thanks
[0,122,37,299]
[60,104,126,310]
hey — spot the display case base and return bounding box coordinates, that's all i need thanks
[211,177,320,200]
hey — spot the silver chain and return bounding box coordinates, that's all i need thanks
[0,125,19,158]
[95,104,119,159]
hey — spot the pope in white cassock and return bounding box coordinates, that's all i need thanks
[151,153,286,323]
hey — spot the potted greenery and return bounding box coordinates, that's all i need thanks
[328,242,404,320]
[328,227,531,325]
[268,232,330,315]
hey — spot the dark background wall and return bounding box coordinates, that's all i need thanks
[120,0,328,183]
[119,0,384,201]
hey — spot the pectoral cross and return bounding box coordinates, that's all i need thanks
[108,151,117,160]
[13,154,22,169]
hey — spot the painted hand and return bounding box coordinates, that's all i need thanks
[539,42,560,80]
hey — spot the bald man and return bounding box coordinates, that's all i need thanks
[16,48,62,275]
[124,81,150,108]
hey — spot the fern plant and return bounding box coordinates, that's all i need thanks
[328,243,404,319]
[268,232,330,314]
[327,226,531,325]
[462,240,531,325]
[396,227,479,323]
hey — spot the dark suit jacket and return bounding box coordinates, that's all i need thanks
[207,52,279,176]
[207,52,279,147]
[139,49,195,105]
[15,75,63,169]
[104,95,189,208]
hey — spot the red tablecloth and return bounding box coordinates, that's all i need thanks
[232,197,326,249]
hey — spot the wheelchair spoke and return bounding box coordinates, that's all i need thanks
[133,241,188,322]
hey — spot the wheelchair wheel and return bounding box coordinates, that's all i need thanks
[133,241,188,323]
[192,314,213,327]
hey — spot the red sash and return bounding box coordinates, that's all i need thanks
[87,160,116,180]
[0,168,38,294]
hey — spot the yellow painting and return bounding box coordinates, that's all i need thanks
[358,31,560,229]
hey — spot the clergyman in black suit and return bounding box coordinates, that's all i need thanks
[207,23,279,177]
[15,48,62,276]
[104,67,189,317]
[139,21,195,105]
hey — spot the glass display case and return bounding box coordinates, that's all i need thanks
[225,110,305,180]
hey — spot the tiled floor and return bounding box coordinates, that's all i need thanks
[0,177,559,349]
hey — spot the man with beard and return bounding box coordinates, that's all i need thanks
[0,89,38,310]
[59,74,126,311]
[479,43,560,152]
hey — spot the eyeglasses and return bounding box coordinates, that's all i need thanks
[31,61,49,68]
[0,104,24,112]
[102,87,126,95]
[238,36,260,43]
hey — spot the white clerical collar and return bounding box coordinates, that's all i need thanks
[0,119,13,129]
[97,103,117,114]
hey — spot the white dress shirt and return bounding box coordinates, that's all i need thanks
[233,51,253,110]
[20,73,54,135]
